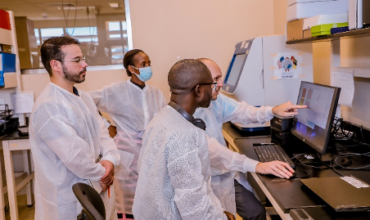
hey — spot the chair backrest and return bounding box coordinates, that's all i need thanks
[72,183,106,220]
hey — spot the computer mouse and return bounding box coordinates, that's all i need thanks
[289,172,297,179]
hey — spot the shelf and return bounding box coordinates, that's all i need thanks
[333,67,370,79]
[286,27,370,44]
[0,28,12,46]
[3,72,18,88]
[2,172,33,194]
[15,172,34,192]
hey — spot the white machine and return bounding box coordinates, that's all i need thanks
[222,35,313,130]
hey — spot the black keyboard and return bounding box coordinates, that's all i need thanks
[254,144,295,168]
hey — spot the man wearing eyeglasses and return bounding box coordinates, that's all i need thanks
[194,58,305,220]
[29,36,119,220]
[133,59,235,220]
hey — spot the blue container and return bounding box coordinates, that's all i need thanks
[0,53,16,73]
[331,26,349,35]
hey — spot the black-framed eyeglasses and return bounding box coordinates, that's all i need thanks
[190,82,217,91]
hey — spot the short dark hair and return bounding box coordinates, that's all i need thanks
[168,59,211,92]
[40,36,80,76]
[123,49,145,77]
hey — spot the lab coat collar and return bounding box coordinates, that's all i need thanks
[127,79,148,92]
[49,82,80,97]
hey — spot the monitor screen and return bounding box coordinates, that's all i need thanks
[224,54,247,87]
[291,81,341,154]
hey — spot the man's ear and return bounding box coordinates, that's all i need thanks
[50,60,62,73]
[193,84,202,98]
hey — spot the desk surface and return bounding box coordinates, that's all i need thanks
[291,207,370,220]
[0,130,28,141]
[225,122,370,219]
[234,137,335,212]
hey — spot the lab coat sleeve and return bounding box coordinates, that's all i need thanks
[34,114,106,181]
[98,114,120,166]
[89,86,120,115]
[100,115,111,128]
[89,89,108,111]
[167,133,226,220]
[108,114,116,127]
[220,94,274,124]
[207,136,259,175]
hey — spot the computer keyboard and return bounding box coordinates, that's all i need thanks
[254,144,295,168]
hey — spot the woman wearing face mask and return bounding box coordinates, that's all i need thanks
[89,49,167,219]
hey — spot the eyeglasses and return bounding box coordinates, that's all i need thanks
[57,56,86,64]
[190,82,217,91]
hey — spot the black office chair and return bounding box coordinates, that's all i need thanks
[72,183,106,220]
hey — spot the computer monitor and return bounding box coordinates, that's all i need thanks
[223,53,247,93]
[291,81,341,154]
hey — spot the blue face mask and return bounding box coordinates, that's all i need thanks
[132,66,153,82]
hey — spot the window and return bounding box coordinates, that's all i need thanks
[40,28,64,37]
[106,21,128,40]
[111,46,124,64]
[34,28,41,45]
[7,0,132,68]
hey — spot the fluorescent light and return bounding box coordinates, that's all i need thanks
[109,3,119,8]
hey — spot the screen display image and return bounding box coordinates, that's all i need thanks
[291,82,340,154]
[224,54,247,87]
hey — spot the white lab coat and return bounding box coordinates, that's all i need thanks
[89,79,167,214]
[30,83,120,220]
[194,93,274,215]
[133,106,227,220]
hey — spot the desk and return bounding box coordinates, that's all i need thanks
[222,123,370,220]
[1,132,33,220]
[234,137,339,219]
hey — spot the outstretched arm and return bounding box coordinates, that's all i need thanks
[272,101,307,118]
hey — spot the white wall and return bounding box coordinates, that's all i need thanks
[130,0,277,100]
[273,0,288,35]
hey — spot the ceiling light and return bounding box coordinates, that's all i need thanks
[109,3,119,8]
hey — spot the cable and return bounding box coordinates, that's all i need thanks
[331,117,370,147]
[331,152,370,171]
[290,153,330,180]
[61,0,70,33]
[69,0,78,36]
[61,0,77,36]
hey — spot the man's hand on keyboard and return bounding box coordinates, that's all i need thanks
[255,161,294,179]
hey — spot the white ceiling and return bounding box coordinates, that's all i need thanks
[0,0,125,20]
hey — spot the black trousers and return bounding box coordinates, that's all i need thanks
[234,180,266,220]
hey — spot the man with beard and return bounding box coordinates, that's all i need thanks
[133,59,234,220]
[29,36,120,220]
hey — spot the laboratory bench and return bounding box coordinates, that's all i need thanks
[0,131,33,220]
